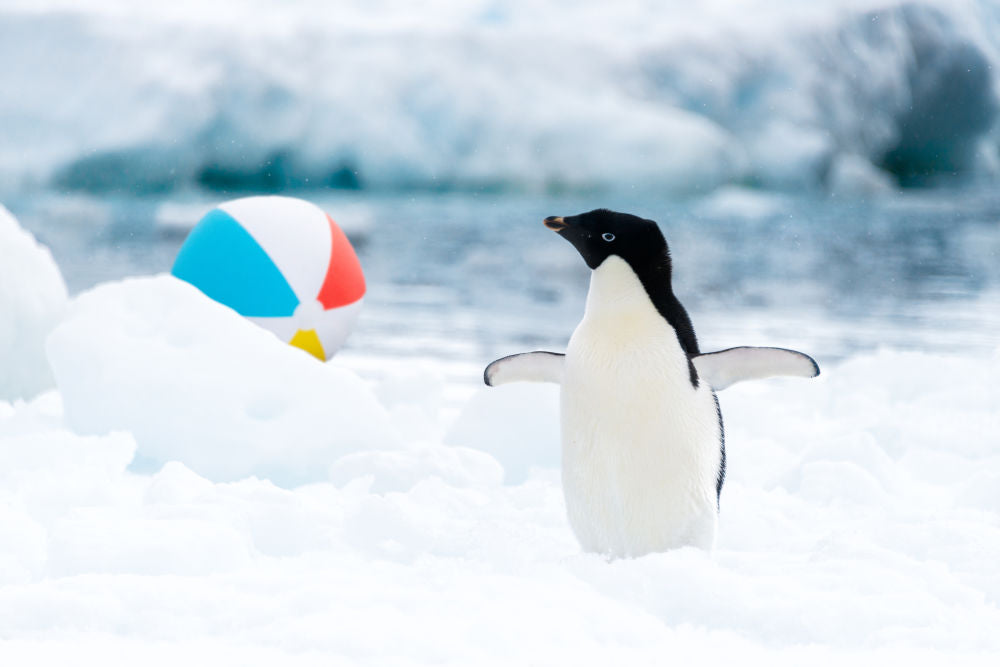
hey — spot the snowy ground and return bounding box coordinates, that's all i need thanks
[1,205,999,664]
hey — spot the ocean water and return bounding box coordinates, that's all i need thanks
[8,187,1000,393]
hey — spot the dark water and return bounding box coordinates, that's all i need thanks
[8,187,1000,388]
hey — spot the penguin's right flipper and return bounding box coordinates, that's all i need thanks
[692,346,819,391]
[484,351,565,386]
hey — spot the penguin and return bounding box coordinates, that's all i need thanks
[484,209,819,558]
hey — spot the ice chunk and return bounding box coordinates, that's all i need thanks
[827,153,894,196]
[695,186,790,221]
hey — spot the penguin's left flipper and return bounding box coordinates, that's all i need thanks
[692,346,820,391]
[484,351,565,386]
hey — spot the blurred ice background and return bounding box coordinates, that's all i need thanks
[4,0,1000,193]
[1,0,999,663]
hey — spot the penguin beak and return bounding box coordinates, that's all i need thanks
[543,216,568,232]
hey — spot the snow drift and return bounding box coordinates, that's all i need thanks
[46,275,399,484]
[1,340,997,661]
[0,204,67,401]
[1,0,999,195]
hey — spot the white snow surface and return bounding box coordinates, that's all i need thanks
[45,275,400,485]
[3,0,1000,193]
[0,204,68,401]
[0,264,997,661]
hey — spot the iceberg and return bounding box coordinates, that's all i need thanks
[1,1,997,195]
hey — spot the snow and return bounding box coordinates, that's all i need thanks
[827,153,896,196]
[0,252,996,660]
[45,275,400,485]
[0,204,68,401]
[3,0,1000,194]
[445,383,560,484]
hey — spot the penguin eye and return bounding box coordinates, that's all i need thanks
[601,232,615,242]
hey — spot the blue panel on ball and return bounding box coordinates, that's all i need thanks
[171,209,299,317]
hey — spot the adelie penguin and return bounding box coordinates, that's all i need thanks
[484,209,819,558]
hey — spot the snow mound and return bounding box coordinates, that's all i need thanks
[0,204,68,401]
[45,275,399,485]
[446,383,560,484]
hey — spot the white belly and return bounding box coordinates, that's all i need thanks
[559,259,722,557]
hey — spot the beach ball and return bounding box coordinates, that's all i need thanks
[171,196,365,360]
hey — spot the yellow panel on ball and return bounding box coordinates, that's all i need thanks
[172,196,366,360]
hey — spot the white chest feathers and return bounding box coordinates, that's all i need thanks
[560,257,723,557]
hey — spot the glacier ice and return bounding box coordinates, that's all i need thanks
[2,1,998,195]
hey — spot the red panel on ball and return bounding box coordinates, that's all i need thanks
[317,215,366,309]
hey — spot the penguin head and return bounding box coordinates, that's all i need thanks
[544,209,669,271]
